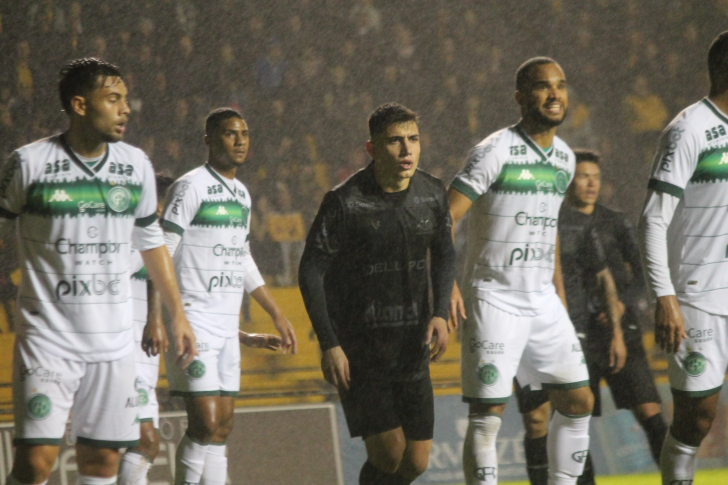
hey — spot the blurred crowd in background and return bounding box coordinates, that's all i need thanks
[0,0,725,315]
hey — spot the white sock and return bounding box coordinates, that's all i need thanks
[463,414,501,484]
[660,430,699,485]
[175,434,210,485]
[201,444,228,485]
[119,451,151,485]
[5,474,47,485]
[547,410,591,485]
[77,475,117,485]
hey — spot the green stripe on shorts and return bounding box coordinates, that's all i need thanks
[77,436,140,448]
[220,390,239,397]
[170,390,221,397]
[671,386,722,398]
[462,396,510,404]
[542,380,590,391]
[13,437,62,446]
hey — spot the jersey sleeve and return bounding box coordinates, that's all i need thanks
[581,226,608,275]
[646,118,702,198]
[134,154,159,228]
[449,139,503,201]
[429,184,456,320]
[160,178,199,236]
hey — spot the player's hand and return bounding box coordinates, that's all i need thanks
[654,295,687,354]
[426,316,449,362]
[609,332,627,374]
[142,318,168,357]
[271,313,298,355]
[321,346,350,391]
[169,315,197,369]
[449,281,466,332]
[239,331,282,351]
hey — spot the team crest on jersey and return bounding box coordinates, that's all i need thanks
[107,186,131,212]
[187,360,206,379]
[683,352,706,377]
[477,363,498,386]
[27,394,52,420]
[554,170,569,193]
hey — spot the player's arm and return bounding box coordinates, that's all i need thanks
[299,192,349,390]
[426,189,457,361]
[247,285,297,355]
[447,188,472,328]
[553,234,568,310]
[142,278,167,357]
[239,331,281,351]
[595,267,627,373]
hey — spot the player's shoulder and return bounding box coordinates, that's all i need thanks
[175,165,209,188]
[470,126,513,158]
[594,203,632,228]
[13,133,64,164]
[661,99,712,139]
[412,168,446,193]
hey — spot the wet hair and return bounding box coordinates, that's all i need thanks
[156,172,174,199]
[708,31,728,93]
[573,149,600,165]
[205,107,244,136]
[515,57,558,92]
[58,58,123,114]
[368,103,418,138]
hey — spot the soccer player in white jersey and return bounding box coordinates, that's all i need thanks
[448,58,594,485]
[160,108,297,485]
[0,58,197,485]
[639,31,728,485]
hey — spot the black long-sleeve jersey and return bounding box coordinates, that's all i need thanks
[558,205,608,334]
[299,163,456,381]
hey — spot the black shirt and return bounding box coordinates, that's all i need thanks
[558,205,607,334]
[299,164,456,381]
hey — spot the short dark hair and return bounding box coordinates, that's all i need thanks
[574,149,600,165]
[708,31,728,94]
[515,57,558,92]
[368,103,418,138]
[58,58,123,114]
[156,172,175,199]
[205,107,244,136]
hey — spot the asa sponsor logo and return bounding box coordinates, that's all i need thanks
[469,339,505,354]
[514,212,557,229]
[20,364,62,384]
[212,244,246,258]
[572,450,589,463]
[474,466,497,480]
[477,363,498,386]
[683,352,706,377]
[107,186,131,212]
[27,394,52,420]
[187,360,206,379]
[55,239,122,255]
[509,243,555,266]
[55,274,121,300]
[49,189,73,202]
[207,271,244,292]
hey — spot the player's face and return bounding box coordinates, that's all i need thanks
[518,63,568,128]
[208,117,250,168]
[369,121,420,182]
[84,76,130,143]
[571,162,600,206]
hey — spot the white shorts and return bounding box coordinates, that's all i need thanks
[12,337,140,447]
[668,305,728,397]
[165,325,241,397]
[133,342,160,428]
[461,295,589,403]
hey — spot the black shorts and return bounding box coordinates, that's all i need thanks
[514,378,549,414]
[585,331,661,417]
[339,374,434,441]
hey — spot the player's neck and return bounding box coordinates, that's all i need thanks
[519,119,557,149]
[207,158,237,180]
[64,125,107,158]
[373,168,410,193]
[576,203,595,215]
[708,90,728,116]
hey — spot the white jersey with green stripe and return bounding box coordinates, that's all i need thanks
[0,134,160,361]
[451,124,575,315]
[647,98,728,314]
[161,164,255,337]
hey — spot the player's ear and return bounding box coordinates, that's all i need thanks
[514,90,523,107]
[365,140,375,159]
[203,135,210,147]
[70,96,87,117]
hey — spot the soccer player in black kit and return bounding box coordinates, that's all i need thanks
[299,103,456,485]
[517,150,667,485]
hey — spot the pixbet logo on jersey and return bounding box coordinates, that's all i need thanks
[55,274,121,300]
[509,243,555,266]
[207,271,244,292]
